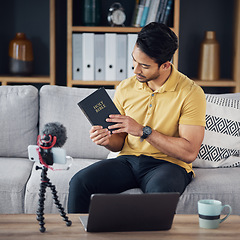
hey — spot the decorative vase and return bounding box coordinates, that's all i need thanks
[83,0,100,26]
[9,32,34,76]
[198,31,220,81]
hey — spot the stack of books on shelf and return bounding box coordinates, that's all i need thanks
[131,0,173,27]
[72,33,138,81]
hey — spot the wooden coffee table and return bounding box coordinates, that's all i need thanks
[0,214,239,240]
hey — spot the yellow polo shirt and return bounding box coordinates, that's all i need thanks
[113,65,206,173]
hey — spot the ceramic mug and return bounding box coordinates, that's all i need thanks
[198,199,232,229]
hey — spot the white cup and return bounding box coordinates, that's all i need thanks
[198,199,232,229]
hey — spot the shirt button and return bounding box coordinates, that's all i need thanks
[152,94,154,97]
[149,104,152,107]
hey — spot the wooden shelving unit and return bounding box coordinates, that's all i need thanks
[67,0,240,92]
[0,0,55,86]
[194,79,237,88]
[67,0,180,88]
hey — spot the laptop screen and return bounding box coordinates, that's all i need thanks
[79,192,180,232]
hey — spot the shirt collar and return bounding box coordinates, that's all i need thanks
[136,64,179,93]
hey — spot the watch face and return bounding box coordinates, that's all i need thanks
[143,126,152,135]
[141,126,152,141]
[112,9,126,25]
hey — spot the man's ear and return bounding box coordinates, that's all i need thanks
[161,61,171,69]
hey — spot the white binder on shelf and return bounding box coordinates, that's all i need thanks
[94,34,105,80]
[116,34,127,81]
[72,33,82,80]
[127,34,138,78]
[146,0,161,25]
[105,33,117,81]
[82,33,94,80]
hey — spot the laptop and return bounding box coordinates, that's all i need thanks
[79,192,180,232]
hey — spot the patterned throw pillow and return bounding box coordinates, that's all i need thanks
[193,94,240,168]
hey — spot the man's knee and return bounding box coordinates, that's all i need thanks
[144,182,177,193]
[143,173,189,194]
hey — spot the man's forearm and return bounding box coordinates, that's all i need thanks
[106,115,205,163]
[145,127,204,164]
[105,132,127,152]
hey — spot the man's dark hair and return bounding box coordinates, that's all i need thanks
[136,22,179,67]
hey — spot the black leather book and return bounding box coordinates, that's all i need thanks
[77,88,120,131]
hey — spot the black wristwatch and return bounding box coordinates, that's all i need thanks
[140,126,152,141]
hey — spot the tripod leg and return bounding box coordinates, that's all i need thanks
[35,166,72,232]
[48,181,72,227]
[36,181,47,233]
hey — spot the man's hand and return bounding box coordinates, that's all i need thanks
[89,126,111,147]
[106,114,143,137]
[89,124,127,152]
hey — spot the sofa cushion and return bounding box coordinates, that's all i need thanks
[193,93,240,168]
[24,158,99,213]
[24,162,240,215]
[177,167,240,215]
[0,158,33,213]
[0,85,38,157]
[39,85,113,159]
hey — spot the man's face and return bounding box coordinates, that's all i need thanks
[132,45,161,83]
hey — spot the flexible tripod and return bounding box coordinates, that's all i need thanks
[36,165,72,233]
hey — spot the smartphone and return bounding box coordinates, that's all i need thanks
[28,145,67,164]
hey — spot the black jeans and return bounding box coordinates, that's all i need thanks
[68,155,193,213]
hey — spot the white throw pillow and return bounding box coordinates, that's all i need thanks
[107,151,120,159]
[193,94,240,168]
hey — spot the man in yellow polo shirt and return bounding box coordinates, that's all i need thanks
[68,22,206,213]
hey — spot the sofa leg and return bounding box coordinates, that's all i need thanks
[36,166,72,233]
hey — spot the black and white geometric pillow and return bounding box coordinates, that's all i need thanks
[193,94,240,168]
